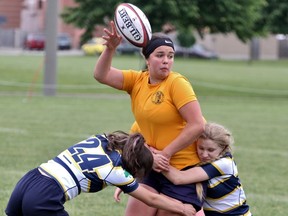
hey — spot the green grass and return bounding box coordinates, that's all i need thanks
[0,54,288,215]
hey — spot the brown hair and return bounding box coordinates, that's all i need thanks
[106,131,153,180]
[122,132,153,180]
[106,130,130,151]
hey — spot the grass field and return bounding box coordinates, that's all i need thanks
[0,53,288,215]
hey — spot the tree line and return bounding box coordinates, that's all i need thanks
[61,0,288,46]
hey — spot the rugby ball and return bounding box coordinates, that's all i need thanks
[114,3,152,47]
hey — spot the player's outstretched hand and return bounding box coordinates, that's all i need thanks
[102,21,122,50]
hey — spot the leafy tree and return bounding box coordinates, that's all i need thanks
[61,0,118,44]
[255,0,288,34]
[61,0,279,46]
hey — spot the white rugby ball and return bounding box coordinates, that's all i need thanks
[114,3,152,47]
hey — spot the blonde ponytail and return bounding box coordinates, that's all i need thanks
[196,183,205,201]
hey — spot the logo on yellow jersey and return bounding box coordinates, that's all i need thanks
[151,91,164,104]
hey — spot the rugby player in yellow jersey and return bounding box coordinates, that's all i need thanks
[94,21,205,216]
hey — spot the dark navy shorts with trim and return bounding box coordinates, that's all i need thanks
[5,168,68,216]
[142,169,206,211]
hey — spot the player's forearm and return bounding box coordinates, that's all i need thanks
[162,168,184,185]
[93,48,115,83]
[130,186,194,215]
[163,123,204,158]
[163,166,209,185]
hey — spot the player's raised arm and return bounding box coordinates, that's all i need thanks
[93,21,123,90]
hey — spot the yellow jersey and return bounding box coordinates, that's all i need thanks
[122,70,200,169]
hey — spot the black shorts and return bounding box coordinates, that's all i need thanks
[142,170,206,211]
[5,168,68,216]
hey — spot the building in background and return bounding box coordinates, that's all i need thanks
[0,0,22,28]
[21,0,85,49]
[0,0,83,49]
[0,0,23,47]
[0,0,286,59]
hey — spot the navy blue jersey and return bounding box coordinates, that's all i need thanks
[40,135,138,200]
[201,153,251,216]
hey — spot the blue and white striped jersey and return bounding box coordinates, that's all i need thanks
[39,134,138,200]
[201,153,251,216]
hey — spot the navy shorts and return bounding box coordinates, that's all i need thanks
[142,170,206,211]
[5,168,68,216]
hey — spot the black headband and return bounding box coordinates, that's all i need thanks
[142,37,174,59]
